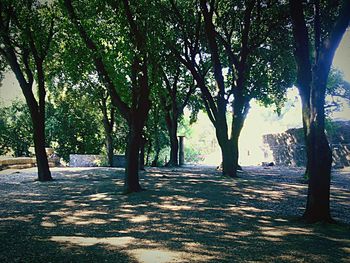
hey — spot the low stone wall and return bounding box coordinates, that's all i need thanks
[263,121,350,168]
[0,157,37,170]
[69,154,126,167]
[69,154,102,167]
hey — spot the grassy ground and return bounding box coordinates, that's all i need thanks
[0,165,349,262]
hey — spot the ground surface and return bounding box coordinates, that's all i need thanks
[0,165,349,263]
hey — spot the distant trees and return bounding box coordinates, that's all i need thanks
[289,0,350,223]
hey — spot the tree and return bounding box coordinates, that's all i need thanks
[160,62,197,166]
[165,0,295,176]
[145,85,170,167]
[43,16,118,167]
[0,100,33,157]
[98,91,116,167]
[289,0,350,222]
[63,0,158,193]
[46,93,104,162]
[0,0,57,181]
[325,68,350,114]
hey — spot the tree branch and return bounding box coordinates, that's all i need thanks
[64,0,130,120]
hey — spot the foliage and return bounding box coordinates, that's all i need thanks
[325,68,350,115]
[0,100,33,157]
[46,93,104,162]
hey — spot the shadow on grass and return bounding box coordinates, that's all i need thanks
[0,166,349,262]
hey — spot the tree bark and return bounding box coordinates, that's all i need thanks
[169,127,179,166]
[32,63,52,181]
[0,32,52,181]
[32,114,52,181]
[105,133,114,167]
[124,123,143,193]
[65,0,151,193]
[100,96,114,167]
[165,112,179,167]
[289,0,350,222]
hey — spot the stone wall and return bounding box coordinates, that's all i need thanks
[69,154,102,167]
[69,154,126,167]
[263,121,350,168]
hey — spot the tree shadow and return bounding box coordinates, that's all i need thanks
[0,166,349,262]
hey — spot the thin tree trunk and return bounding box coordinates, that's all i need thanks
[101,97,114,167]
[105,133,114,167]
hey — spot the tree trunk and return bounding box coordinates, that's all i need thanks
[124,124,143,193]
[303,122,332,222]
[215,118,236,177]
[105,133,114,167]
[101,99,114,167]
[219,127,243,177]
[32,113,52,182]
[303,71,333,223]
[300,96,311,179]
[220,141,235,177]
[152,148,161,167]
[167,121,179,167]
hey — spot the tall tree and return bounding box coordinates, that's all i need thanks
[166,0,294,177]
[63,0,155,193]
[289,0,350,223]
[0,0,56,181]
[160,63,197,167]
